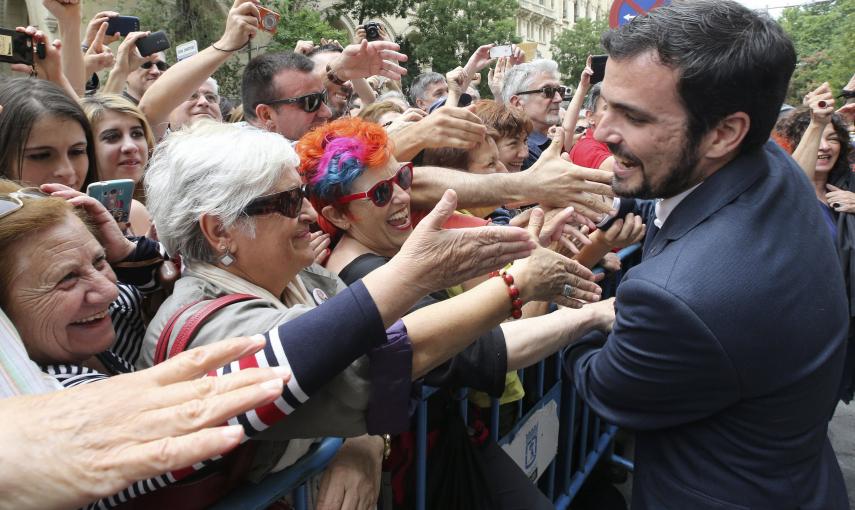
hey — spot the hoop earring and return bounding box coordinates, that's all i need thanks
[219,245,235,266]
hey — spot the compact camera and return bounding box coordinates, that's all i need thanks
[364,21,381,42]
[258,6,281,34]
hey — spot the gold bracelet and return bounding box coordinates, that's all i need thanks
[326,63,346,86]
[382,434,392,460]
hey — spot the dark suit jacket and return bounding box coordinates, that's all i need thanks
[567,141,850,509]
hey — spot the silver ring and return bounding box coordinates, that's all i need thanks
[562,284,574,298]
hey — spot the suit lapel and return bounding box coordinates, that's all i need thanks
[643,143,771,260]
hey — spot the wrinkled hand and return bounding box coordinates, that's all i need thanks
[488,57,511,99]
[215,0,260,51]
[11,27,63,82]
[40,183,136,263]
[827,185,855,214]
[578,297,616,331]
[84,22,115,75]
[805,82,835,126]
[837,103,855,124]
[42,0,81,25]
[334,40,408,81]
[395,189,536,293]
[600,212,645,250]
[310,231,331,265]
[446,66,471,96]
[412,106,486,150]
[385,108,427,133]
[508,208,602,308]
[524,127,615,221]
[517,206,593,256]
[317,435,383,510]
[294,40,315,55]
[84,10,120,46]
[0,336,287,510]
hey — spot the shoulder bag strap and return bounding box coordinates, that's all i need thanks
[166,294,259,361]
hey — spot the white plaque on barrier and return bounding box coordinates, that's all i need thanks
[500,395,560,481]
[176,40,198,61]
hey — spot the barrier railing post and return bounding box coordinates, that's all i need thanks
[415,395,428,510]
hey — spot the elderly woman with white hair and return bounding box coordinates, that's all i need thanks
[138,120,546,502]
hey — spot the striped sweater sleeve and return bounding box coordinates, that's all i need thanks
[86,280,394,509]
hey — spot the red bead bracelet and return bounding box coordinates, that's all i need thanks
[490,270,523,319]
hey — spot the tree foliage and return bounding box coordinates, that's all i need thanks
[125,0,345,99]
[329,0,408,25]
[550,18,608,83]
[407,0,519,97]
[779,0,854,104]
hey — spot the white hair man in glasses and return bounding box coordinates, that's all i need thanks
[501,59,565,170]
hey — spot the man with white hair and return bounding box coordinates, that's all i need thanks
[502,59,564,170]
[167,77,223,131]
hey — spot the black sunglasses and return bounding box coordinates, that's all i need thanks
[336,163,414,207]
[574,125,587,134]
[261,90,328,113]
[517,86,567,99]
[244,185,308,218]
[140,61,169,71]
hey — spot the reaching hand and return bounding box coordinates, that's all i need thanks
[334,40,408,81]
[410,106,486,150]
[316,435,384,510]
[805,82,835,126]
[84,10,120,47]
[600,212,646,250]
[10,27,63,82]
[465,44,496,74]
[445,66,471,96]
[42,0,81,26]
[394,189,536,294]
[294,40,315,55]
[523,128,616,222]
[41,183,137,263]
[488,57,510,99]
[112,31,149,73]
[215,0,260,52]
[84,22,115,75]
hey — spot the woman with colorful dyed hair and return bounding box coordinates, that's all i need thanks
[299,117,615,508]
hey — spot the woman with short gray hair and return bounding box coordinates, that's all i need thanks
[139,120,537,490]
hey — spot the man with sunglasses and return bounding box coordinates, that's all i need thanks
[125,52,168,105]
[568,83,616,172]
[503,59,566,170]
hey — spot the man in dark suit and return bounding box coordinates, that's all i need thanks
[564,1,850,508]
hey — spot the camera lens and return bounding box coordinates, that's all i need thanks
[263,13,277,30]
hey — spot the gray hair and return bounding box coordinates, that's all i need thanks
[583,83,602,112]
[144,120,299,263]
[204,77,219,96]
[408,72,445,105]
[500,59,560,104]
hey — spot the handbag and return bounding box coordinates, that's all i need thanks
[120,293,260,509]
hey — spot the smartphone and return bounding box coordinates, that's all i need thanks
[106,16,140,36]
[0,28,33,65]
[590,55,608,85]
[489,45,513,59]
[87,179,135,223]
[136,30,171,58]
[258,6,281,34]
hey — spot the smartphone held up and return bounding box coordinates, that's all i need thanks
[87,179,135,224]
[0,28,45,66]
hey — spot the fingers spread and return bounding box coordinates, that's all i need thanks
[148,335,266,385]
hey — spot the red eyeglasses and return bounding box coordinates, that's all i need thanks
[336,162,413,207]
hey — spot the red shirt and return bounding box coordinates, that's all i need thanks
[568,129,612,169]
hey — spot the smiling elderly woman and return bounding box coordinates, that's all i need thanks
[139,120,537,481]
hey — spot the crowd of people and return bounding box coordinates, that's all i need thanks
[1,0,854,508]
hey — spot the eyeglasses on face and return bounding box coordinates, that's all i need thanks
[574,125,587,134]
[517,85,567,99]
[188,90,220,104]
[140,61,169,71]
[261,90,328,113]
[336,162,414,207]
[243,184,308,219]
[0,187,50,220]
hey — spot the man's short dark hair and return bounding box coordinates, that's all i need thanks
[602,0,796,153]
[307,44,343,58]
[241,52,315,120]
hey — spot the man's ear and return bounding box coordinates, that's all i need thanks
[198,213,235,255]
[255,103,274,126]
[321,205,350,231]
[700,111,751,161]
[509,95,522,108]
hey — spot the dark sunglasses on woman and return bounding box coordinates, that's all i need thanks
[244,185,308,218]
[261,90,328,114]
[140,61,169,71]
[336,162,414,207]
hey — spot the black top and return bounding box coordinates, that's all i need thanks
[339,253,508,397]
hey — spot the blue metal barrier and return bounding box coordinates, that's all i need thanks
[211,437,343,510]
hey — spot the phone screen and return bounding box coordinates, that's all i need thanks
[489,45,513,59]
[590,55,608,85]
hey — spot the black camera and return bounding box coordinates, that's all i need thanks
[364,21,381,42]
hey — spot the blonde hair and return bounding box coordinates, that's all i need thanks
[0,180,91,306]
[358,101,405,124]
